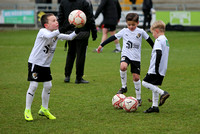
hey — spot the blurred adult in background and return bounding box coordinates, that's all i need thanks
[57,0,61,4]
[94,0,122,53]
[142,0,153,31]
[58,0,97,84]
[130,0,137,10]
[35,0,52,9]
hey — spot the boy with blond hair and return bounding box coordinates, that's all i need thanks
[142,20,170,113]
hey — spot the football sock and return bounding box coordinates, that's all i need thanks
[116,43,121,51]
[120,70,127,88]
[26,81,38,109]
[142,81,164,95]
[133,80,141,100]
[42,81,52,109]
[152,91,159,107]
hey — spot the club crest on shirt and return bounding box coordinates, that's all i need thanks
[136,33,141,38]
[53,37,58,42]
[32,72,38,79]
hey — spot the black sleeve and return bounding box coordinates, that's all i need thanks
[58,0,74,33]
[58,1,65,31]
[146,37,154,48]
[150,0,153,9]
[155,50,162,75]
[101,35,117,47]
[116,0,122,20]
[94,0,106,19]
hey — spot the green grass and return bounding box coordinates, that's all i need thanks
[0,30,200,134]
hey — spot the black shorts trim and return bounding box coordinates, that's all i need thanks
[143,73,164,86]
[28,63,52,82]
[104,24,116,31]
[120,56,140,74]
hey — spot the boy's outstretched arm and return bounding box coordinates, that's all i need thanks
[58,28,80,41]
[146,37,154,48]
[97,35,117,53]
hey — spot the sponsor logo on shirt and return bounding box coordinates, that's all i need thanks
[133,44,139,49]
[43,45,50,54]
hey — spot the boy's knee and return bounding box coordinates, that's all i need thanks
[120,62,128,71]
[43,81,52,90]
[120,65,127,71]
[133,74,140,81]
[120,67,127,71]
[28,81,38,94]
[133,77,140,81]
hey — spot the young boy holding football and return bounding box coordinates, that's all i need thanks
[142,20,170,113]
[97,13,154,106]
[24,13,80,121]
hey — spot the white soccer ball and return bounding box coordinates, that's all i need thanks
[122,96,138,112]
[68,10,86,28]
[112,94,126,109]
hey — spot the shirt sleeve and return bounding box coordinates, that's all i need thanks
[57,31,77,40]
[41,29,60,39]
[115,28,125,40]
[154,39,162,50]
[142,29,149,40]
[94,0,107,19]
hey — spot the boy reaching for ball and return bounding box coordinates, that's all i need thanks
[142,20,170,113]
[97,13,154,106]
[24,13,80,121]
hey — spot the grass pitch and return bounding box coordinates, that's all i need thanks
[0,30,200,134]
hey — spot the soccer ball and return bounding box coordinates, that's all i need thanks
[68,10,86,28]
[122,96,138,112]
[112,94,126,109]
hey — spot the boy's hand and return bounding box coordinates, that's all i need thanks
[59,24,74,33]
[75,28,81,34]
[97,46,103,53]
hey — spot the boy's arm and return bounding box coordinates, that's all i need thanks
[43,30,60,39]
[155,50,162,75]
[94,0,106,19]
[146,37,154,48]
[101,35,117,47]
[58,32,77,41]
[97,35,117,53]
[58,28,80,40]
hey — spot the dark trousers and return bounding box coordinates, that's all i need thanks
[65,39,88,80]
[143,9,152,30]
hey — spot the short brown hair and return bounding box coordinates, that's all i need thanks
[150,20,166,32]
[126,13,139,23]
[41,13,54,28]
